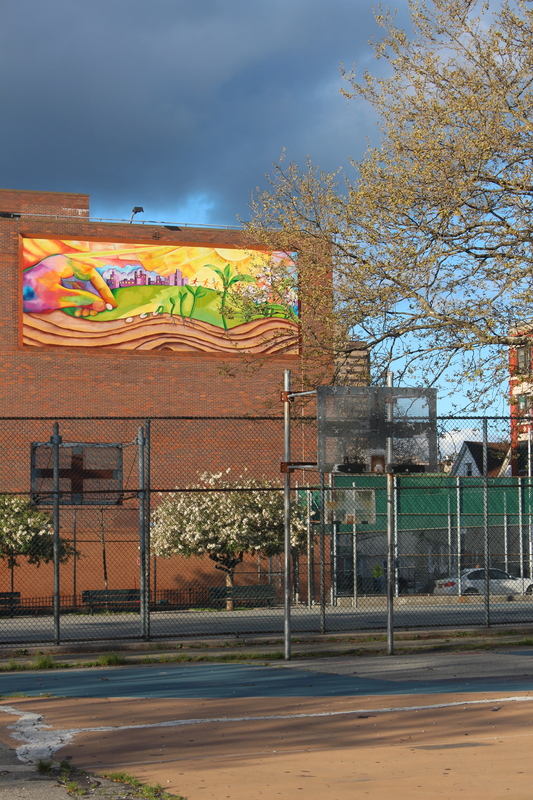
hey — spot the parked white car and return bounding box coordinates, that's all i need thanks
[434,568,533,596]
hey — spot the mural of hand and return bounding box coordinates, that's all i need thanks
[23,254,118,315]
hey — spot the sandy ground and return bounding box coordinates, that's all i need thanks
[2,690,533,799]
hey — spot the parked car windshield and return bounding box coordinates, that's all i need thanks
[489,569,513,579]
[468,570,484,580]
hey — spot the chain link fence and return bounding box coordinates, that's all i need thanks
[2,414,533,646]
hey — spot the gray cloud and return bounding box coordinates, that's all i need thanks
[0,0,410,224]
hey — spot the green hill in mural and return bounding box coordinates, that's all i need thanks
[63,285,295,330]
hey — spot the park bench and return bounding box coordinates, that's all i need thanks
[209,585,276,608]
[82,589,140,614]
[0,592,21,617]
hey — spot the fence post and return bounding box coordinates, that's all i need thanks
[331,520,338,606]
[307,487,314,608]
[138,425,149,640]
[51,421,62,646]
[283,369,291,661]
[386,372,394,655]
[145,419,151,638]
[352,480,358,608]
[447,497,452,575]
[386,470,395,654]
[504,493,509,572]
[482,418,490,627]
[394,475,399,597]
[72,508,77,610]
[519,477,524,591]
[319,471,326,634]
[456,477,462,594]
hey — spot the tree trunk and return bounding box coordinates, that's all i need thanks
[225,570,234,611]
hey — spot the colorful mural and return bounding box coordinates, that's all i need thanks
[21,238,299,353]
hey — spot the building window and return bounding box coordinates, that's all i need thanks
[518,394,532,415]
[466,462,473,476]
[517,345,532,374]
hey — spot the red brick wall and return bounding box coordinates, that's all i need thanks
[0,188,89,218]
[0,190,299,418]
[0,190,316,602]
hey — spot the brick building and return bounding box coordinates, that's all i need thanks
[0,188,303,419]
[0,188,369,606]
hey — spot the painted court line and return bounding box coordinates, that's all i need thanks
[2,694,533,763]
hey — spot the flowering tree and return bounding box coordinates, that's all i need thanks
[151,471,307,609]
[0,495,72,592]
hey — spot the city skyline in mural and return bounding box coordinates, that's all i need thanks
[22,238,299,354]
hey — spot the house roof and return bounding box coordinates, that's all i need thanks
[451,441,509,477]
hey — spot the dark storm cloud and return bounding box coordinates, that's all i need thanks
[0,0,410,224]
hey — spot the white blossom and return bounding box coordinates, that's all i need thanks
[151,472,307,569]
[0,495,56,567]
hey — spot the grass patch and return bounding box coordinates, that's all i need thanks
[103,771,183,799]
[98,653,126,666]
[36,757,54,775]
[63,779,86,796]
[501,637,533,647]
[33,654,55,669]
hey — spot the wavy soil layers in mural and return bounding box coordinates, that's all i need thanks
[23,312,299,354]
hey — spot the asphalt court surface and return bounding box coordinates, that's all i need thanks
[2,649,533,799]
[2,649,533,698]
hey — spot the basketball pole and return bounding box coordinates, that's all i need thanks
[283,369,292,661]
[483,418,490,627]
[386,372,394,656]
[319,471,326,634]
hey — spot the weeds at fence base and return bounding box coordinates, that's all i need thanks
[33,654,56,669]
[97,652,126,666]
[4,627,533,673]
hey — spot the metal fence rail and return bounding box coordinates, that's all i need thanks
[1,414,533,648]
